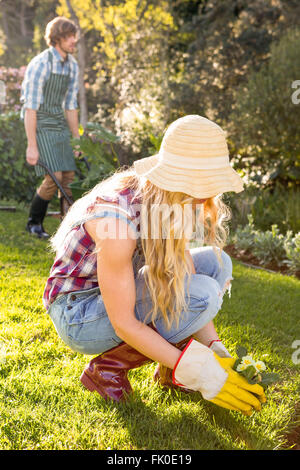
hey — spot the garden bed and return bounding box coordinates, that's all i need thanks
[224,244,300,280]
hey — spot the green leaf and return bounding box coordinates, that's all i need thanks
[236,345,248,358]
[260,373,280,386]
[85,122,120,143]
[233,358,241,371]
[241,365,256,381]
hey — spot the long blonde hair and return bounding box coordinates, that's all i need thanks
[50,165,231,330]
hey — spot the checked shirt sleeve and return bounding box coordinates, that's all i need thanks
[64,59,79,110]
[20,55,49,111]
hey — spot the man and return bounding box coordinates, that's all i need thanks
[20,16,80,238]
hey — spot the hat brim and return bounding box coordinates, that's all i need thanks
[134,154,244,198]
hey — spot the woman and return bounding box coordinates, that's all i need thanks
[44,115,266,415]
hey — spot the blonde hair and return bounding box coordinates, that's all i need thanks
[50,166,231,330]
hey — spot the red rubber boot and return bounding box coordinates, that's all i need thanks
[80,341,152,402]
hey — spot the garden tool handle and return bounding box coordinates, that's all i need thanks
[36,161,73,206]
[81,156,90,171]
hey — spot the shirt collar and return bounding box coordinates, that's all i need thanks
[50,46,69,64]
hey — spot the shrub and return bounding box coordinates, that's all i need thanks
[0,66,26,113]
[233,215,300,274]
[230,28,300,187]
[283,232,300,274]
[234,215,257,252]
[225,185,300,234]
[69,122,120,194]
[0,112,38,203]
[252,225,288,266]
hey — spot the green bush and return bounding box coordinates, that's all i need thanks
[225,185,300,234]
[283,232,300,274]
[70,122,120,196]
[232,215,300,274]
[0,112,38,203]
[230,28,300,187]
[252,226,289,267]
[234,215,257,252]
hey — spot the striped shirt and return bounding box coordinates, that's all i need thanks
[43,188,144,310]
[20,46,79,119]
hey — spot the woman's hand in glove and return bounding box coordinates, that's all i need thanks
[172,339,266,415]
[209,356,266,415]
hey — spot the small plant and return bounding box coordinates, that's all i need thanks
[233,346,280,390]
[252,224,287,266]
[233,214,300,275]
[0,111,38,203]
[234,214,257,252]
[283,232,300,274]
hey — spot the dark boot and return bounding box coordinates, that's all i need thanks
[153,336,193,393]
[26,193,49,239]
[80,341,153,402]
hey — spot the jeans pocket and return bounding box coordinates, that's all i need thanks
[64,291,102,326]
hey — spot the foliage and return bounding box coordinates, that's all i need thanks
[234,215,257,252]
[233,214,300,274]
[225,185,300,234]
[147,132,164,155]
[57,0,176,154]
[230,28,300,187]
[2,0,300,170]
[283,232,300,274]
[70,122,120,192]
[0,112,38,203]
[252,225,289,266]
[0,0,59,66]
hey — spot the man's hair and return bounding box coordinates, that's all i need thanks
[44,16,77,47]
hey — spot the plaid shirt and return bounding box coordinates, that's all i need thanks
[43,189,143,310]
[20,46,79,119]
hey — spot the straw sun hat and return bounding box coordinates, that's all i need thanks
[134,115,244,198]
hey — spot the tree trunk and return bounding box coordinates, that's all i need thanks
[20,0,27,38]
[65,0,88,127]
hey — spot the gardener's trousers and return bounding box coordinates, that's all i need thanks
[47,246,233,356]
[37,170,75,201]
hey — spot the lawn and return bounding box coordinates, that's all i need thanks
[0,207,299,450]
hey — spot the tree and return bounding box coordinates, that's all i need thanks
[0,0,59,66]
[229,29,300,188]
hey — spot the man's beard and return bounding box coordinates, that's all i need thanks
[59,43,75,55]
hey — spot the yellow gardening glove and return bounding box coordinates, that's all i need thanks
[209,356,266,415]
[173,339,266,415]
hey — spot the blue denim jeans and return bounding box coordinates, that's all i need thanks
[48,246,233,355]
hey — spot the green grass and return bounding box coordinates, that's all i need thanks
[0,207,299,450]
